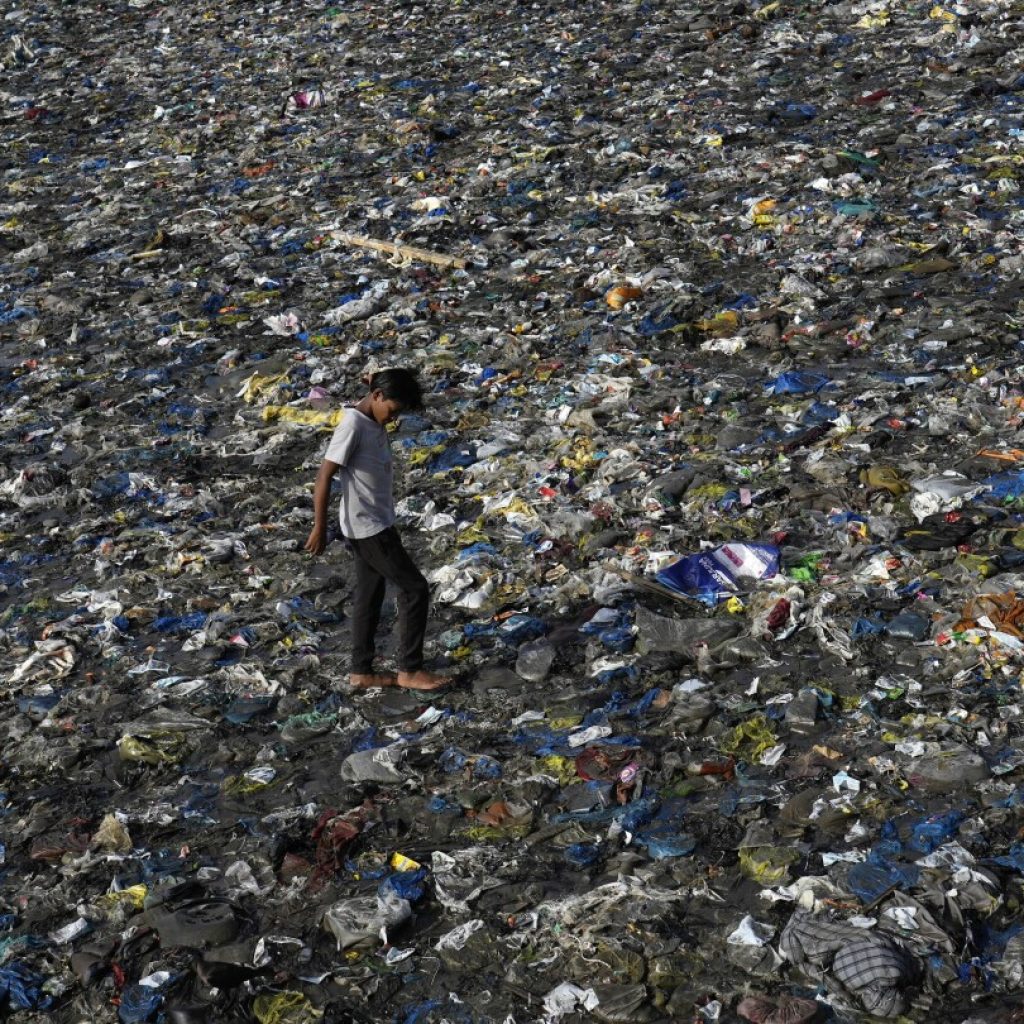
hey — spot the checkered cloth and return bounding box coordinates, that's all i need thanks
[779,910,850,961]
[780,910,919,1018]
[834,937,918,1016]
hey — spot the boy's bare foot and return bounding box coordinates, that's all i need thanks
[395,670,449,691]
[349,673,398,690]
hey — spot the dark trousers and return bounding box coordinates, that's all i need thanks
[347,526,429,674]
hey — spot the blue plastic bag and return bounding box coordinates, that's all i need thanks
[428,444,478,472]
[763,371,832,395]
[224,694,277,725]
[152,612,207,634]
[983,470,1024,502]
[439,747,502,780]
[638,832,697,859]
[908,810,964,854]
[632,798,695,859]
[496,615,549,644]
[847,836,921,902]
[0,962,53,1012]
[656,543,780,604]
[381,868,429,901]
[565,842,603,867]
[118,983,164,1023]
[991,842,1024,872]
[801,401,840,426]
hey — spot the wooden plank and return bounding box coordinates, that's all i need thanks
[328,230,467,269]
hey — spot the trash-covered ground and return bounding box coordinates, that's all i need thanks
[3,0,1024,1020]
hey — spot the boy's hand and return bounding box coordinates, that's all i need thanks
[304,525,328,556]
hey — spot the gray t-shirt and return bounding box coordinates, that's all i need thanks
[324,408,395,539]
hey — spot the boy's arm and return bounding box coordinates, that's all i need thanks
[304,459,340,555]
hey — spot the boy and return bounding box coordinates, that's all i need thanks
[304,368,447,691]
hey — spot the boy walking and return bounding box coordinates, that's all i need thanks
[304,368,446,691]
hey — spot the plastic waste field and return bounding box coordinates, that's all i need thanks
[3,0,1024,1021]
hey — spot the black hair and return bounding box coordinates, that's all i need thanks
[369,367,424,411]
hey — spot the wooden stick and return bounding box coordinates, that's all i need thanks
[328,230,467,269]
[607,566,699,605]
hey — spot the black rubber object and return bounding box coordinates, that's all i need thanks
[145,900,239,948]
